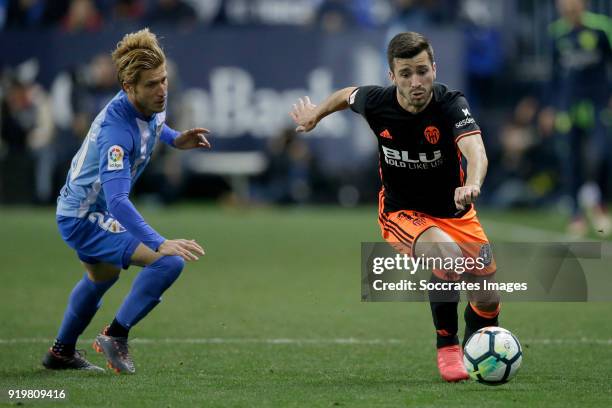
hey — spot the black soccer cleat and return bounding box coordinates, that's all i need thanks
[42,348,105,372]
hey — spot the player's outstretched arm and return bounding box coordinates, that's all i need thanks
[104,178,205,262]
[173,127,212,150]
[290,87,356,132]
[455,134,488,210]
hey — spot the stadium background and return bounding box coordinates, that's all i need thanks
[1,1,611,407]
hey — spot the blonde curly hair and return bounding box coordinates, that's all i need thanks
[111,28,166,87]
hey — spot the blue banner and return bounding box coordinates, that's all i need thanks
[1,26,464,169]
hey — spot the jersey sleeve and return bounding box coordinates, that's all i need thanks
[348,86,384,116]
[104,177,166,251]
[443,93,481,143]
[98,122,166,251]
[160,124,180,147]
[98,122,133,184]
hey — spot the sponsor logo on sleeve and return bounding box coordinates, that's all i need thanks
[107,145,124,170]
[455,107,476,128]
[455,117,476,128]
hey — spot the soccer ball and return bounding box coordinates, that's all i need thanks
[463,326,522,385]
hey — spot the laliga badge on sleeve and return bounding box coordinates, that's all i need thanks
[107,145,124,170]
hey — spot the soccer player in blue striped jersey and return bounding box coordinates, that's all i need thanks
[42,28,210,374]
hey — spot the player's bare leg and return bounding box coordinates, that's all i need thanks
[414,227,469,382]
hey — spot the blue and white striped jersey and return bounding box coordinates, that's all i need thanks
[57,90,177,218]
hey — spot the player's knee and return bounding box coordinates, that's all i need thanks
[159,255,185,284]
[85,263,121,283]
[88,271,120,284]
[415,227,462,260]
[438,241,462,261]
[472,297,500,313]
[423,242,462,263]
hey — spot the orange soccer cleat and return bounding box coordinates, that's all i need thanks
[437,344,469,382]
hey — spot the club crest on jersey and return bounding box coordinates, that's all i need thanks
[424,126,440,144]
[107,145,124,170]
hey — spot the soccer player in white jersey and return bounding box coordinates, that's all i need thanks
[42,29,210,374]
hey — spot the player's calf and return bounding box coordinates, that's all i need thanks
[94,256,185,374]
[428,275,461,348]
[463,300,500,347]
[44,272,118,373]
[115,255,184,330]
[463,274,500,346]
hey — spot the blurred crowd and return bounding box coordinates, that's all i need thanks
[1,0,611,237]
[0,0,462,32]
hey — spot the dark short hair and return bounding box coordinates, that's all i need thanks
[387,32,434,70]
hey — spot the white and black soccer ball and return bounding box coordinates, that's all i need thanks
[463,326,522,385]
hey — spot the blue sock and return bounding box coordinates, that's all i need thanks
[57,273,118,345]
[115,256,184,329]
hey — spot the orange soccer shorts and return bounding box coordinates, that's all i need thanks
[377,190,496,280]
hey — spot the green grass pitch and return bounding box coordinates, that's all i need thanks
[0,205,611,407]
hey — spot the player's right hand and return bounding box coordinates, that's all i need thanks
[454,185,480,211]
[158,239,205,261]
[290,96,318,132]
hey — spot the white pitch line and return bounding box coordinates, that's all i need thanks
[1,337,611,345]
[479,218,612,258]
[482,219,579,242]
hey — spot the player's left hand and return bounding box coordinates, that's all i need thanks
[454,184,480,211]
[290,96,318,132]
[174,128,211,150]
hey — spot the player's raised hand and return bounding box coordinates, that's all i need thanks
[174,128,212,150]
[158,239,205,261]
[454,185,480,211]
[290,96,318,132]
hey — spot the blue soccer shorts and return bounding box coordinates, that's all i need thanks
[57,212,141,269]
